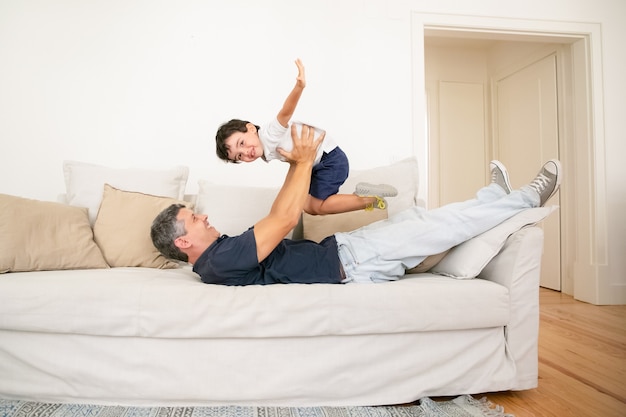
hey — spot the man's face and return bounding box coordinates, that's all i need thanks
[175,208,221,247]
[224,123,264,162]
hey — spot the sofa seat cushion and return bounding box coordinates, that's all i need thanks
[0,268,509,338]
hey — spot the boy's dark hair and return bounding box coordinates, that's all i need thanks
[215,119,260,163]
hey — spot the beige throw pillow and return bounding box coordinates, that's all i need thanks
[0,193,108,273]
[406,250,450,274]
[302,210,388,243]
[93,185,189,268]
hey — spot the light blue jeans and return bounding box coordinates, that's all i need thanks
[334,183,540,283]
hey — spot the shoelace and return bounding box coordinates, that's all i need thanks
[530,172,550,193]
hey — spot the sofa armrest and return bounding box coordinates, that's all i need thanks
[478,226,544,390]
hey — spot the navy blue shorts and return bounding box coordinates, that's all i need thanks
[310,147,349,200]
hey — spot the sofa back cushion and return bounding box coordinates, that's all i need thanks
[63,160,189,225]
[194,180,291,238]
[339,157,419,216]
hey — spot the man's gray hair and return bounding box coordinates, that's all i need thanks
[151,204,188,262]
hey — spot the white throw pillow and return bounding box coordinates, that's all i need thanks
[430,206,558,279]
[195,180,290,238]
[339,157,419,215]
[63,161,189,225]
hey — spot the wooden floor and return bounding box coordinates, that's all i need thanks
[475,288,626,416]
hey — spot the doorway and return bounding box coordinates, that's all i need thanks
[412,13,609,303]
[425,38,563,290]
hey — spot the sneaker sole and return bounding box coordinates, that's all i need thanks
[355,183,398,197]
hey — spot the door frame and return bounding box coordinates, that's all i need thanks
[411,13,610,304]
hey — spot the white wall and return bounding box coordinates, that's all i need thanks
[0,0,414,200]
[1,0,624,302]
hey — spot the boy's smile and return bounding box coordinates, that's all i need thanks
[224,123,264,163]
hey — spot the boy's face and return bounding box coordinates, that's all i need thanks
[224,123,264,162]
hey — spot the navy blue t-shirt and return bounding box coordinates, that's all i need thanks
[192,228,343,285]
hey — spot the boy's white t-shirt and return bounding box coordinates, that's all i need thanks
[260,118,338,164]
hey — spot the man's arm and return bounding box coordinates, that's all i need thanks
[253,124,324,262]
[276,59,306,127]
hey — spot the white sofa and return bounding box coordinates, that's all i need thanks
[0,158,549,406]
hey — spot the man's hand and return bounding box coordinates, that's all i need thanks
[278,124,325,166]
[295,58,306,89]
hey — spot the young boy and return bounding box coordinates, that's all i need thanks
[215,59,397,215]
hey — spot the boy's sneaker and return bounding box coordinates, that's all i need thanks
[355,182,398,197]
[490,160,512,194]
[528,159,562,206]
[365,196,387,211]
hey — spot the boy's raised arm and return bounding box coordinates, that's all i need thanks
[276,59,306,127]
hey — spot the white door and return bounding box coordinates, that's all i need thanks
[494,54,561,290]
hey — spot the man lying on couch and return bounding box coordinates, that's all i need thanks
[151,125,561,285]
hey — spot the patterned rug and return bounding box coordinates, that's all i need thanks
[0,396,512,417]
